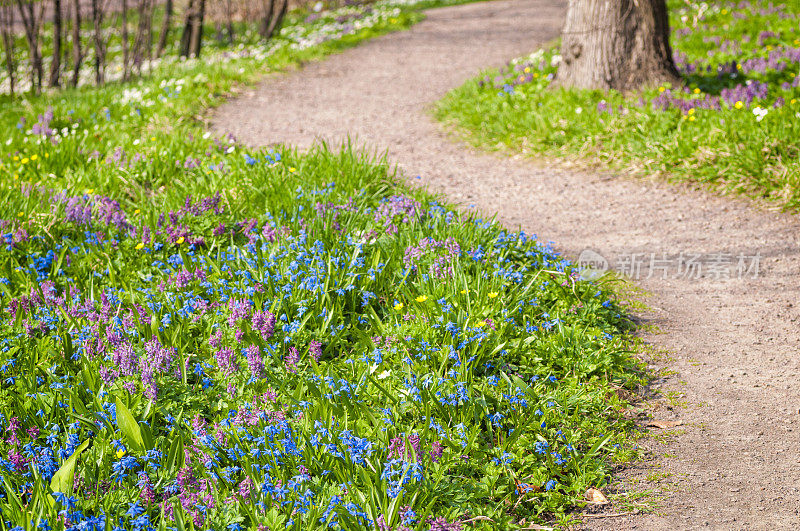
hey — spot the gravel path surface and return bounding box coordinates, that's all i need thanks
[211,1,800,527]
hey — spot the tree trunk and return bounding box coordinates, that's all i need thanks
[178,0,192,56]
[179,0,204,57]
[49,0,63,87]
[556,0,680,91]
[121,0,130,80]
[131,0,153,75]
[258,0,275,39]
[143,0,153,70]
[225,0,233,44]
[188,0,205,57]
[0,2,15,95]
[70,0,82,87]
[155,0,172,57]
[263,0,287,41]
[16,0,45,92]
[92,0,106,85]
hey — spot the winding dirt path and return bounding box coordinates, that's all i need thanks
[211,1,800,527]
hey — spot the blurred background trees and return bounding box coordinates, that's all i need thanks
[0,0,360,95]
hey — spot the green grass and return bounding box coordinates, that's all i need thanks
[0,0,646,528]
[435,0,800,208]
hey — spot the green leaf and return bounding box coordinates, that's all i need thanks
[115,397,146,453]
[50,438,91,497]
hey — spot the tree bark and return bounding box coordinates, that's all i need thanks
[225,0,233,44]
[49,0,63,87]
[179,0,205,58]
[189,0,205,57]
[155,0,172,57]
[121,0,130,80]
[15,0,45,92]
[131,0,153,75]
[0,2,15,95]
[258,0,275,39]
[263,0,287,41]
[178,0,192,56]
[556,0,681,91]
[92,0,107,85]
[70,0,82,87]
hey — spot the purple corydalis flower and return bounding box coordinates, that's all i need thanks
[31,109,54,137]
[309,340,322,362]
[138,338,175,400]
[227,298,251,327]
[374,195,423,224]
[721,80,768,107]
[285,347,299,373]
[209,329,223,348]
[216,347,239,376]
[245,345,264,379]
[429,441,445,463]
[252,310,276,340]
[404,237,461,278]
[262,224,279,242]
[100,365,119,385]
[427,516,463,531]
[65,196,93,225]
[238,477,253,498]
[138,472,157,504]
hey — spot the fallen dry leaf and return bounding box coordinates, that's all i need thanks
[646,420,684,429]
[585,487,609,504]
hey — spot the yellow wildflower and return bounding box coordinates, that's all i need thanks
[116,449,126,459]
[488,292,498,299]
[734,101,744,109]
[415,295,427,303]
[394,302,404,311]
[21,157,29,164]
[135,243,145,250]
[30,154,38,161]
[176,236,185,244]
[693,88,700,94]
